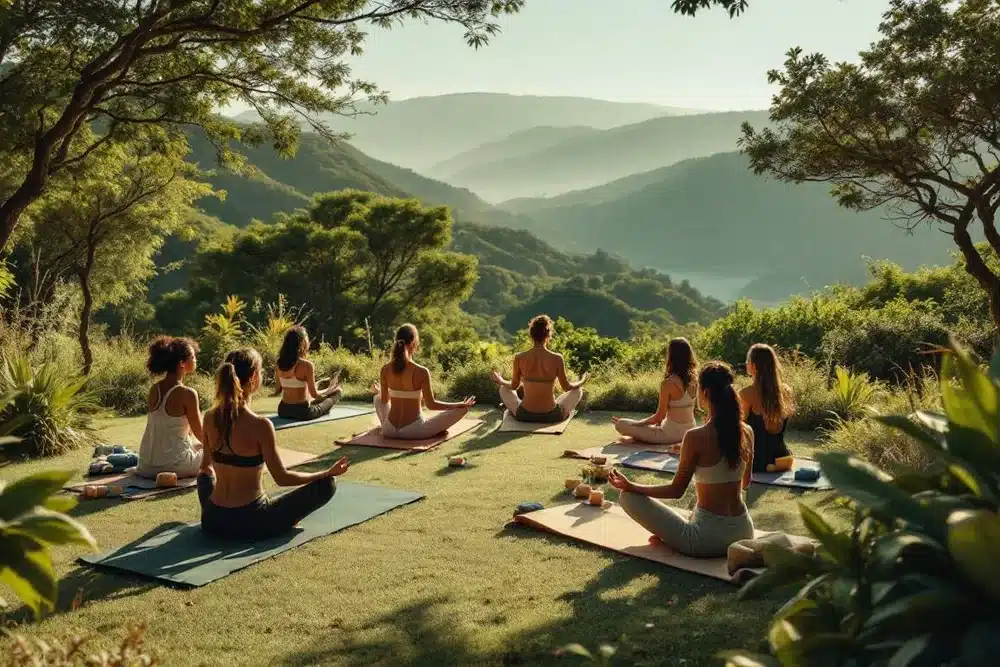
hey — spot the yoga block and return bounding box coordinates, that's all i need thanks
[112,445,127,454]
[93,445,115,457]
[794,467,821,482]
[107,453,138,468]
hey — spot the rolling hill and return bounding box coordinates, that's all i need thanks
[233,92,692,170]
[441,110,772,202]
[508,151,954,301]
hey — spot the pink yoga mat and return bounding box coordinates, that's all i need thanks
[335,418,483,451]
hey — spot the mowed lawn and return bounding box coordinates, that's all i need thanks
[2,398,843,667]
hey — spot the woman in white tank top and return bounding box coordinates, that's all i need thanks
[137,337,204,478]
[612,337,699,446]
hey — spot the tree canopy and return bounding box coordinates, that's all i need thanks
[741,0,1000,329]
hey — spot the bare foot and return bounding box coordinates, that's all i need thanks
[648,535,663,547]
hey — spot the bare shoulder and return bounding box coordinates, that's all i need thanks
[300,359,315,370]
[738,385,753,399]
[181,385,201,403]
[686,423,711,445]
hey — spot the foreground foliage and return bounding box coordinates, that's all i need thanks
[4,623,155,667]
[0,470,95,618]
[724,342,1000,667]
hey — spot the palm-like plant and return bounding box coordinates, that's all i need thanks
[0,354,98,458]
[722,341,1000,667]
[829,365,881,422]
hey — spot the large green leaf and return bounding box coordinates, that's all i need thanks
[738,566,815,601]
[798,504,852,566]
[0,534,57,618]
[868,531,950,581]
[887,636,932,667]
[858,588,971,642]
[817,453,937,536]
[941,344,999,443]
[42,494,78,513]
[876,415,945,455]
[716,651,782,667]
[0,470,74,521]
[940,424,1000,481]
[988,345,1000,384]
[947,509,1000,602]
[9,510,96,549]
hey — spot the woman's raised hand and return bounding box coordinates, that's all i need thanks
[489,370,503,385]
[460,396,477,408]
[607,469,635,493]
[326,456,350,477]
[611,415,621,424]
[370,382,380,395]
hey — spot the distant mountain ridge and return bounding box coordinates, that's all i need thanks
[440,109,772,202]
[232,92,696,170]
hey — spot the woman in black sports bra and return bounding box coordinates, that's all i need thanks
[198,347,350,541]
[738,344,796,473]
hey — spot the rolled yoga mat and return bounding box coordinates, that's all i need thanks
[266,404,374,431]
[79,482,425,587]
[497,410,576,435]
[618,452,833,491]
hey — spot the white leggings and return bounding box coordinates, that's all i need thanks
[498,386,582,420]
[614,418,695,445]
[137,443,203,479]
[374,397,469,440]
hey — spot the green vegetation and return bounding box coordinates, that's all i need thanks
[728,343,1000,667]
[741,0,1000,329]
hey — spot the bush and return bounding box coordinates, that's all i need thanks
[781,354,837,431]
[444,358,501,406]
[186,372,215,411]
[5,623,155,666]
[726,342,1000,667]
[310,345,383,401]
[828,365,883,422]
[584,370,661,413]
[0,354,99,459]
[86,337,149,416]
[0,470,95,617]
[245,296,308,383]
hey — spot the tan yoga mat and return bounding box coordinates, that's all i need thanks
[498,410,575,435]
[515,502,785,584]
[66,447,321,501]
[335,418,483,451]
[563,439,680,463]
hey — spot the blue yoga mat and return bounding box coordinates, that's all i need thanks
[619,452,832,490]
[266,404,373,431]
[78,483,423,587]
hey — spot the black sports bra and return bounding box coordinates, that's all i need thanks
[212,447,264,468]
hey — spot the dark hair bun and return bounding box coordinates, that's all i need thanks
[528,315,553,343]
[147,336,199,375]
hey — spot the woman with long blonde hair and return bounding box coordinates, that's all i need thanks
[738,344,796,472]
[612,337,698,445]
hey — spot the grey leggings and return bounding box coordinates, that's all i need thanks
[619,492,754,557]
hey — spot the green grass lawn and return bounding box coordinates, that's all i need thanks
[2,399,844,667]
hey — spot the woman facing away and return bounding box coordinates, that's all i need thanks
[137,336,204,479]
[490,315,587,423]
[612,337,698,446]
[274,326,343,422]
[371,324,475,439]
[608,361,755,558]
[200,348,350,541]
[738,344,796,473]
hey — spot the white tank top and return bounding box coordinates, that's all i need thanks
[138,384,197,469]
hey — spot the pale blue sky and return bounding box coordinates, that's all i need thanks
[342,0,891,109]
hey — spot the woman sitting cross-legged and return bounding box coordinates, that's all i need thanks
[738,343,796,473]
[611,337,698,446]
[199,348,350,541]
[274,326,343,422]
[490,315,587,423]
[608,361,755,558]
[137,336,204,479]
[371,323,475,439]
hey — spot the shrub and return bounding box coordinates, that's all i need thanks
[198,296,245,369]
[86,337,149,416]
[186,372,215,411]
[0,354,99,458]
[246,296,309,383]
[725,341,1000,667]
[5,623,155,666]
[584,370,661,413]
[0,470,96,617]
[828,365,882,422]
[310,345,383,402]
[781,354,837,431]
[444,358,503,406]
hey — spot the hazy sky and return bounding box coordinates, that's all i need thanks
[338,0,891,110]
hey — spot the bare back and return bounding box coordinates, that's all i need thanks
[380,361,426,429]
[202,408,268,507]
[277,360,311,404]
[675,422,754,516]
[516,347,563,412]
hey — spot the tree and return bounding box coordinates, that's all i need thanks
[21,132,211,373]
[670,0,748,17]
[0,0,526,252]
[740,0,1000,330]
[181,190,477,345]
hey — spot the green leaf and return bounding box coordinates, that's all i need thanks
[558,644,594,659]
[887,636,931,667]
[947,509,1000,602]
[715,650,782,667]
[868,531,950,581]
[0,470,75,521]
[798,504,852,566]
[989,346,1000,383]
[941,345,999,442]
[0,534,57,619]
[738,565,813,601]
[598,644,616,659]
[940,424,1000,481]
[859,588,971,642]
[817,453,936,536]
[9,510,96,549]
[875,415,944,454]
[42,494,78,513]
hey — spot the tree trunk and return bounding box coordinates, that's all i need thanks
[77,256,96,375]
[953,222,1000,332]
[0,170,46,254]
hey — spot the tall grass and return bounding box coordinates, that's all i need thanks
[86,336,150,416]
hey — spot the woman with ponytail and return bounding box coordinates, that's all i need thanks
[608,362,755,558]
[137,336,203,479]
[739,344,796,473]
[274,326,343,422]
[371,324,475,439]
[490,315,587,423]
[199,348,351,540]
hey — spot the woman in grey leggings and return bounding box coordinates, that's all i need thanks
[274,326,343,421]
[371,324,475,439]
[608,361,755,558]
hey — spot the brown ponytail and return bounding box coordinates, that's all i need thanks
[212,348,262,447]
[699,361,744,468]
[748,344,794,425]
[391,324,418,375]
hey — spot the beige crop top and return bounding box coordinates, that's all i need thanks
[694,457,745,484]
